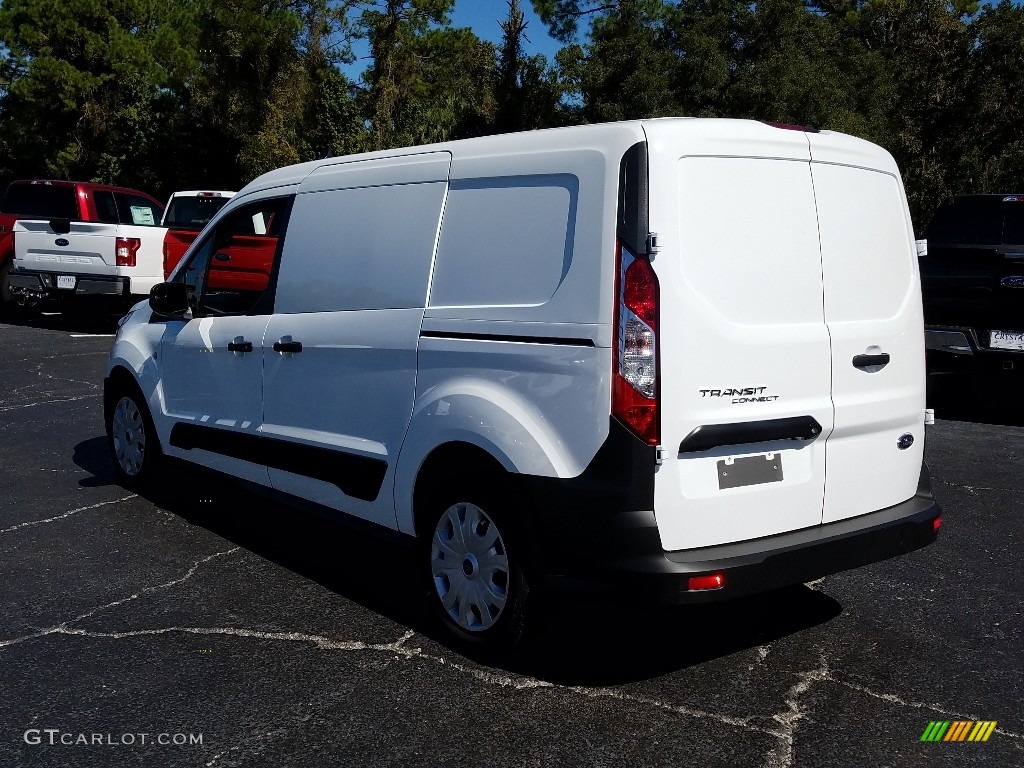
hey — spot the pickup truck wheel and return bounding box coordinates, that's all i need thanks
[106,387,161,487]
[424,478,535,648]
[0,260,41,319]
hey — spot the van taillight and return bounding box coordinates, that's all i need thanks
[116,237,140,267]
[613,241,660,445]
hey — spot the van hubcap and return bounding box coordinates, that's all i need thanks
[112,396,146,477]
[431,503,509,632]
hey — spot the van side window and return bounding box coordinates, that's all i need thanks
[179,197,291,317]
[429,175,577,307]
[274,182,447,313]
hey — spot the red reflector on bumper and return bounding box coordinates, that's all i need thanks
[688,573,725,591]
[933,517,941,531]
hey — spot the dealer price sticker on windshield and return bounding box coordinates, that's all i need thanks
[990,330,1024,351]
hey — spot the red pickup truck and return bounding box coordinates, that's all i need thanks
[0,179,164,317]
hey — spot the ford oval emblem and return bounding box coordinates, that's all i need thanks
[1000,275,1024,288]
[55,238,69,247]
[897,433,915,451]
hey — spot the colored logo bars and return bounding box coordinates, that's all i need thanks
[921,721,997,743]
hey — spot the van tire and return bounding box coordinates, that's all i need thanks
[422,473,535,648]
[105,383,162,488]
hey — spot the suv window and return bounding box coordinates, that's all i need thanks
[1004,202,1024,245]
[179,197,290,318]
[164,196,230,229]
[114,192,161,226]
[0,183,78,219]
[926,196,1024,246]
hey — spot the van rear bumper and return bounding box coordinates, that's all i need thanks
[539,465,940,605]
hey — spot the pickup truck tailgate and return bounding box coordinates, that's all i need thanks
[14,220,119,275]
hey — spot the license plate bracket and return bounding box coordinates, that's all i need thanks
[990,330,1024,351]
[57,275,76,290]
[718,453,784,490]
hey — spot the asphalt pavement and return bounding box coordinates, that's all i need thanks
[0,312,1021,768]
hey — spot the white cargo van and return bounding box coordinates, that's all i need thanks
[104,119,940,646]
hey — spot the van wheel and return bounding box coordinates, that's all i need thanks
[425,480,534,648]
[0,260,41,319]
[106,386,161,487]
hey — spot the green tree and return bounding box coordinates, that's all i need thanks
[495,0,564,132]
[0,0,198,194]
[967,0,1024,193]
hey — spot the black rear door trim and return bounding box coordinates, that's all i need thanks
[678,416,823,454]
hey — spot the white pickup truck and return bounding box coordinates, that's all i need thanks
[9,193,166,307]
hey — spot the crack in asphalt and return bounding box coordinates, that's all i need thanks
[833,677,1024,741]
[15,611,1023,762]
[0,495,137,535]
[0,359,103,410]
[764,655,832,768]
[0,548,240,650]
[0,393,103,412]
[931,476,1024,496]
[2,495,1020,762]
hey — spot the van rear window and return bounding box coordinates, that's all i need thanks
[0,183,78,219]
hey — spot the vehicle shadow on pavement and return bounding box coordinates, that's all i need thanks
[3,305,124,334]
[75,439,844,686]
[508,585,841,686]
[927,372,1024,427]
[74,436,120,487]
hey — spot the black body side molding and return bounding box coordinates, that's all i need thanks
[169,423,387,501]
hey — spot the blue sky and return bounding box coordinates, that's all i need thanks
[343,1,565,82]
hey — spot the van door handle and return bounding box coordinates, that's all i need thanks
[852,353,890,370]
[273,340,303,353]
[227,339,253,353]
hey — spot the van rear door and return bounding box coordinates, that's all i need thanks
[808,135,926,524]
[644,120,834,551]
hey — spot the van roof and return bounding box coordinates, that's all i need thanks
[239,118,899,197]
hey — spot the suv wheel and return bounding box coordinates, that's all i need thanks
[425,479,534,647]
[106,386,161,487]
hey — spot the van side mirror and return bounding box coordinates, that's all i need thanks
[149,281,189,318]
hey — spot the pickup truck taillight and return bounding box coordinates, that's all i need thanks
[116,237,140,267]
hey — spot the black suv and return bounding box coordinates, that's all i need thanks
[920,194,1024,374]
